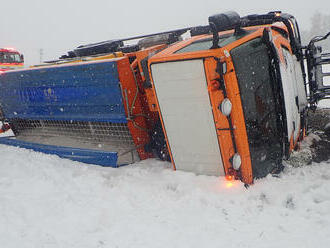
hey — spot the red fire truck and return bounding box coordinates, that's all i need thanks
[0,48,24,73]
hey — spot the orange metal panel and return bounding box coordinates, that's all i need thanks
[204,58,235,177]
[223,56,254,184]
[117,57,153,160]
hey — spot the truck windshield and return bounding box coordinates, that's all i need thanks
[175,29,255,54]
[0,52,22,63]
[230,38,283,178]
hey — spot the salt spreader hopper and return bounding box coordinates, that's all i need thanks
[0,56,155,166]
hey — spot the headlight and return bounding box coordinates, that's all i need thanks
[232,153,241,170]
[219,98,232,116]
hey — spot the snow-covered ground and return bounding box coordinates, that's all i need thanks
[1,143,330,247]
[319,99,330,109]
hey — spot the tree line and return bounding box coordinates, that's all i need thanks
[301,11,330,51]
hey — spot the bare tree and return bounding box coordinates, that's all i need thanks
[302,11,330,51]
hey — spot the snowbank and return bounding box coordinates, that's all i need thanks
[318,99,330,109]
[1,145,330,247]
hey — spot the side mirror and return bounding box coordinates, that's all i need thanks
[20,54,24,63]
[208,11,241,49]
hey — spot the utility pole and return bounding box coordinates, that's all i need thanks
[39,48,43,63]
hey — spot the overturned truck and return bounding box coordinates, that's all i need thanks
[0,11,329,184]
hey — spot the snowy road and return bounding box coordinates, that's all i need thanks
[1,144,330,247]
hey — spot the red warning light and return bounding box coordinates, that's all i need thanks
[225,175,234,181]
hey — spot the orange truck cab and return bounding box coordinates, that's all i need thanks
[145,11,329,184]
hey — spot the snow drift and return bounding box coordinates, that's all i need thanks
[1,144,330,248]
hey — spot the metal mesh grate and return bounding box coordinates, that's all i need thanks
[10,119,135,148]
[0,107,4,121]
[8,118,140,165]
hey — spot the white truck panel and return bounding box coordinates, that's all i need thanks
[151,60,224,176]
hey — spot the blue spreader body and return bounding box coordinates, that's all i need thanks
[0,137,119,167]
[0,60,127,123]
[0,59,131,166]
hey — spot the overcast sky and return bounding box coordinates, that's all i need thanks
[1,0,328,65]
